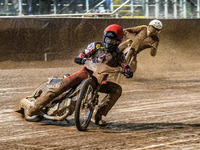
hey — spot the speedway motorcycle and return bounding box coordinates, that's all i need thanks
[19,60,124,131]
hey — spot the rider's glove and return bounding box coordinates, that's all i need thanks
[124,66,133,78]
[74,57,86,65]
[124,69,133,78]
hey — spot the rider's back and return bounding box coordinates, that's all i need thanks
[123,25,159,53]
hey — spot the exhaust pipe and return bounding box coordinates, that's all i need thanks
[42,110,70,121]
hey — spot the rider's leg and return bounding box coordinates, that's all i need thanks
[94,81,122,125]
[28,67,91,116]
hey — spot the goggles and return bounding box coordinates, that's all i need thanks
[104,37,120,45]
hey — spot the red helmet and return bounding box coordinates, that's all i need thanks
[104,24,124,42]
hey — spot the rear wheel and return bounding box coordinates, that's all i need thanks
[75,79,96,131]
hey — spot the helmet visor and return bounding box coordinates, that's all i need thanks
[104,31,119,40]
[104,37,120,45]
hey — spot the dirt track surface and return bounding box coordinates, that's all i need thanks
[0,48,200,149]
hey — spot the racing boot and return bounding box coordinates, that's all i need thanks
[28,90,57,116]
[28,77,74,116]
[94,82,122,125]
[92,110,106,126]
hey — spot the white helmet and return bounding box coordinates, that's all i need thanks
[149,20,163,30]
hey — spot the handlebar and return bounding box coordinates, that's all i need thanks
[98,70,125,75]
[74,58,125,76]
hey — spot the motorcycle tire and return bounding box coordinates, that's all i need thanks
[75,78,95,131]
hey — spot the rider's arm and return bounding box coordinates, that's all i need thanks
[150,39,159,57]
[150,47,157,57]
[74,42,96,65]
[124,26,145,34]
[77,42,96,58]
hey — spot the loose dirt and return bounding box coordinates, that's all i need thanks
[0,45,200,150]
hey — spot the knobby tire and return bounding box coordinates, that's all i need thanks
[75,78,95,131]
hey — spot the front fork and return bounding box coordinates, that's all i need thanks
[91,89,99,107]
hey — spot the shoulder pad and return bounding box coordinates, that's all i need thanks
[87,42,95,49]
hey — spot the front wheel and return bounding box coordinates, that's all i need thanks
[75,79,96,131]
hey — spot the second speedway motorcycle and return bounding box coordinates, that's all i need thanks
[19,60,124,131]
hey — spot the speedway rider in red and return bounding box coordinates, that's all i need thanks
[28,24,133,125]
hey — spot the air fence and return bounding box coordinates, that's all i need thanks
[0,18,200,62]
